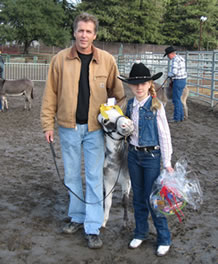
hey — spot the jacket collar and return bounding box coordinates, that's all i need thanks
[68,45,99,63]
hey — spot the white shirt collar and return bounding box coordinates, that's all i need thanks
[133,95,151,107]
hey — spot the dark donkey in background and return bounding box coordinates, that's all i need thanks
[0,78,34,111]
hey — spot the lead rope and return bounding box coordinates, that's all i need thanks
[155,77,169,93]
[49,141,124,205]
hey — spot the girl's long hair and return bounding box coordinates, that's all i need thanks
[149,81,161,111]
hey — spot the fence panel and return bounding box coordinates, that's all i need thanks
[185,51,218,107]
[3,51,218,107]
[116,51,218,107]
[4,63,49,82]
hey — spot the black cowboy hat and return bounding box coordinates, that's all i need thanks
[163,46,177,57]
[117,63,163,85]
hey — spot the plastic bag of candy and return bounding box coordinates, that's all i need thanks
[150,158,203,222]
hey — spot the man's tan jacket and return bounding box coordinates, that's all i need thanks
[40,45,124,132]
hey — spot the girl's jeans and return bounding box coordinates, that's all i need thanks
[58,125,104,235]
[128,147,171,245]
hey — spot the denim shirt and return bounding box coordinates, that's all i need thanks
[126,97,159,147]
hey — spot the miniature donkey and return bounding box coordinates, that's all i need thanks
[98,101,134,227]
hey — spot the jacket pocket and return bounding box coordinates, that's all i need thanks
[94,75,107,89]
[144,112,154,120]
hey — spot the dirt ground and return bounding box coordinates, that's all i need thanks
[0,82,217,264]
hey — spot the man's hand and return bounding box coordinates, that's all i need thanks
[45,130,54,143]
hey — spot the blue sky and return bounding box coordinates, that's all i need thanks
[67,0,81,4]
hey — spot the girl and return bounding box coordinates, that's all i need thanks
[118,63,174,257]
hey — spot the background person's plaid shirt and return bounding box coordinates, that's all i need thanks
[168,55,187,79]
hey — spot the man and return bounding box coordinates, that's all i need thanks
[40,13,124,249]
[0,51,4,111]
[0,51,4,79]
[164,46,187,122]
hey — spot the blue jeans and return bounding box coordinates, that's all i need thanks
[58,125,105,235]
[0,62,4,79]
[128,147,171,245]
[172,79,186,121]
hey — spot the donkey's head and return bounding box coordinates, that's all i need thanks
[98,104,134,138]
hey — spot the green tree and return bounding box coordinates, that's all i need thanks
[54,0,78,35]
[0,0,217,52]
[0,0,72,53]
[76,0,164,44]
[162,0,218,50]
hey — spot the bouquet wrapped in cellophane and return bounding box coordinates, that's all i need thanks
[150,158,203,222]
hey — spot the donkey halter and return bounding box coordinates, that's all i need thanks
[100,104,129,140]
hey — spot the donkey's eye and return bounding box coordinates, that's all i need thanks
[103,119,109,124]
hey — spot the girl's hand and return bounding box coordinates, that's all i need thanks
[166,167,174,173]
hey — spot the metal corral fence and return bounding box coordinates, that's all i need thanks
[116,50,218,108]
[4,50,218,107]
[4,63,49,82]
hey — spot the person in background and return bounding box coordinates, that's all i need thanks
[164,46,187,123]
[118,63,173,257]
[0,51,4,79]
[40,12,124,249]
[0,51,4,111]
